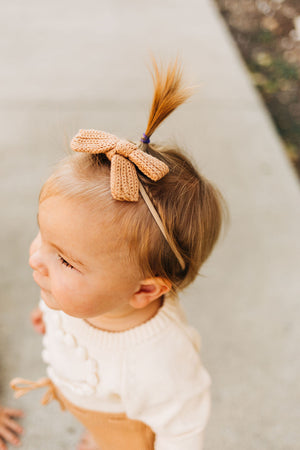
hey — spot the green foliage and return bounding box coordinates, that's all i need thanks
[252,29,274,45]
[214,0,300,176]
[271,57,299,81]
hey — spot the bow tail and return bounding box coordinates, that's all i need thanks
[10,377,65,410]
[129,150,169,181]
[111,155,140,202]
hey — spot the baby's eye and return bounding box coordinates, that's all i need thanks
[58,255,74,270]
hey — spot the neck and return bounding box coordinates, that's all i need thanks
[86,297,164,332]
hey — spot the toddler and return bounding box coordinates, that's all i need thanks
[11,60,225,450]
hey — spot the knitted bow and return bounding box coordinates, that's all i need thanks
[71,129,169,202]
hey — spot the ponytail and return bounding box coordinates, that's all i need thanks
[143,58,193,141]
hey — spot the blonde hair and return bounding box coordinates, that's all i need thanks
[40,59,227,292]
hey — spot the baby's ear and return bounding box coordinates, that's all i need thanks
[129,278,171,309]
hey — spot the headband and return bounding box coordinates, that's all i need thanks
[70,129,185,270]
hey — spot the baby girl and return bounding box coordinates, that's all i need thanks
[11,59,225,449]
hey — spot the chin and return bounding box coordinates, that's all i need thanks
[58,305,102,320]
[60,308,94,319]
[41,290,60,311]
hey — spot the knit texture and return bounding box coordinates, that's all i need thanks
[71,129,169,202]
[39,297,211,449]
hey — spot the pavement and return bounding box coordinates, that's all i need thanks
[0,0,300,449]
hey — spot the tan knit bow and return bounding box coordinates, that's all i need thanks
[71,129,169,201]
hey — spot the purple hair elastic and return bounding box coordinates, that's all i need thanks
[141,133,150,144]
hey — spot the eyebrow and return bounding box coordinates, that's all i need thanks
[37,213,87,269]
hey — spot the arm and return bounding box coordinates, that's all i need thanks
[145,370,210,450]
[124,328,211,449]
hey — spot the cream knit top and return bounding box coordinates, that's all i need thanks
[40,296,211,450]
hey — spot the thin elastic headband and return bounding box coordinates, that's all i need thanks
[139,183,185,270]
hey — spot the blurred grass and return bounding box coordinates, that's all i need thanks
[215,0,300,177]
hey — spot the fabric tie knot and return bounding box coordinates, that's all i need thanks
[113,140,137,159]
[71,129,169,202]
[10,377,66,410]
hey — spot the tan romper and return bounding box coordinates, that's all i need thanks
[10,377,155,450]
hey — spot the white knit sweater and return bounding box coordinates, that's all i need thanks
[40,296,211,450]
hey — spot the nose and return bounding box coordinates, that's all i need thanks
[29,247,48,276]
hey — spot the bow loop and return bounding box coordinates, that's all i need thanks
[10,377,66,410]
[10,377,51,399]
[71,129,118,154]
[70,129,169,202]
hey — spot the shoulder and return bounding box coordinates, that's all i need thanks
[127,320,208,384]
[124,301,210,405]
[123,304,211,432]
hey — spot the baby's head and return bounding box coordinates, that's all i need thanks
[30,60,225,318]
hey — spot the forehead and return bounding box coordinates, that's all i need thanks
[38,195,123,260]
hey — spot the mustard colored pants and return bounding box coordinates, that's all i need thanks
[10,377,155,450]
[56,389,155,450]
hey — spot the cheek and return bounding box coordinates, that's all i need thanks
[51,271,99,316]
[50,269,80,300]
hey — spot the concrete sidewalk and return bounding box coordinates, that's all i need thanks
[1,0,299,449]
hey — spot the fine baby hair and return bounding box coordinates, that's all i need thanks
[40,58,225,293]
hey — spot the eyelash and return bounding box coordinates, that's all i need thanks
[58,255,74,270]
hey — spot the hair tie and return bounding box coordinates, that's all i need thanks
[141,133,150,144]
